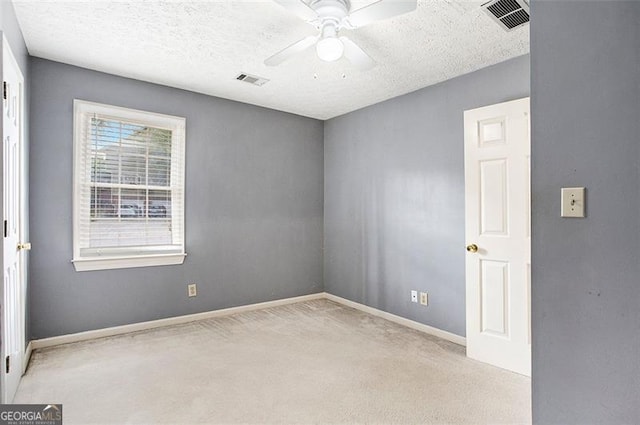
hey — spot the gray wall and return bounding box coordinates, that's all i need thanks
[1,0,29,73]
[29,58,324,339]
[531,1,640,423]
[324,55,530,336]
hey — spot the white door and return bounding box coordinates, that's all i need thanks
[2,35,28,403]
[464,97,531,376]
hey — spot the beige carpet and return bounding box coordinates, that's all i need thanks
[15,299,530,424]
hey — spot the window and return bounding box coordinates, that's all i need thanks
[73,100,186,271]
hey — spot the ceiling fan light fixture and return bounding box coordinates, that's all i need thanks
[316,37,344,62]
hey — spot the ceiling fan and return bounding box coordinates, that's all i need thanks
[265,0,418,71]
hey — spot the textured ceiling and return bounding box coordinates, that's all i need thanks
[12,0,529,120]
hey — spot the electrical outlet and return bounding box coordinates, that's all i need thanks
[420,292,429,306]
[187,283,197,298]
[411,290,418,303]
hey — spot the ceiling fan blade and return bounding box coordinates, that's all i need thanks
[272,0,318,21]
[347,0,417,28]
[265,35,318,66]
[340,37,375,71]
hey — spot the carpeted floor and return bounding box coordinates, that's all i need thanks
[15,299,531,424]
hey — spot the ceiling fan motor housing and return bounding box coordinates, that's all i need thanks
[310,0,350,32]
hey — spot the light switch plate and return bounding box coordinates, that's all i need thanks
[561,187,585,218]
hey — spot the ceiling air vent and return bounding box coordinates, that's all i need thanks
[236,73,269,87]
[482,0,530,31]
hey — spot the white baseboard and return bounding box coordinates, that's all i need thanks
[23,341,33,374]
[324,293,466,346]
[29,291,464,351]
[31,292,325,350]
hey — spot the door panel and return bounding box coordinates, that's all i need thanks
[479,159,508,235]
[480,260,509,337]
[2,35,27,403]
[464,97,531,376]
[479,117,506,146]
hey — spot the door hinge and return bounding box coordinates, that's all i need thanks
[3,220,7,238]
[5,355,9,374]
[3,82,6,100]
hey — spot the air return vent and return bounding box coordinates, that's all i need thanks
[482,0,529,31]
[236,73,269,86]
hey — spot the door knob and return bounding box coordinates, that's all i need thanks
[17,242,31,251]
[466,244,478,253]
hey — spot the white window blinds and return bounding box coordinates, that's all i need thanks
[73,100,186,271]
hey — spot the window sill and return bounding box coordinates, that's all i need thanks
[72,253,186,272]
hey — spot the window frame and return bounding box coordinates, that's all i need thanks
[72,100,186,272]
